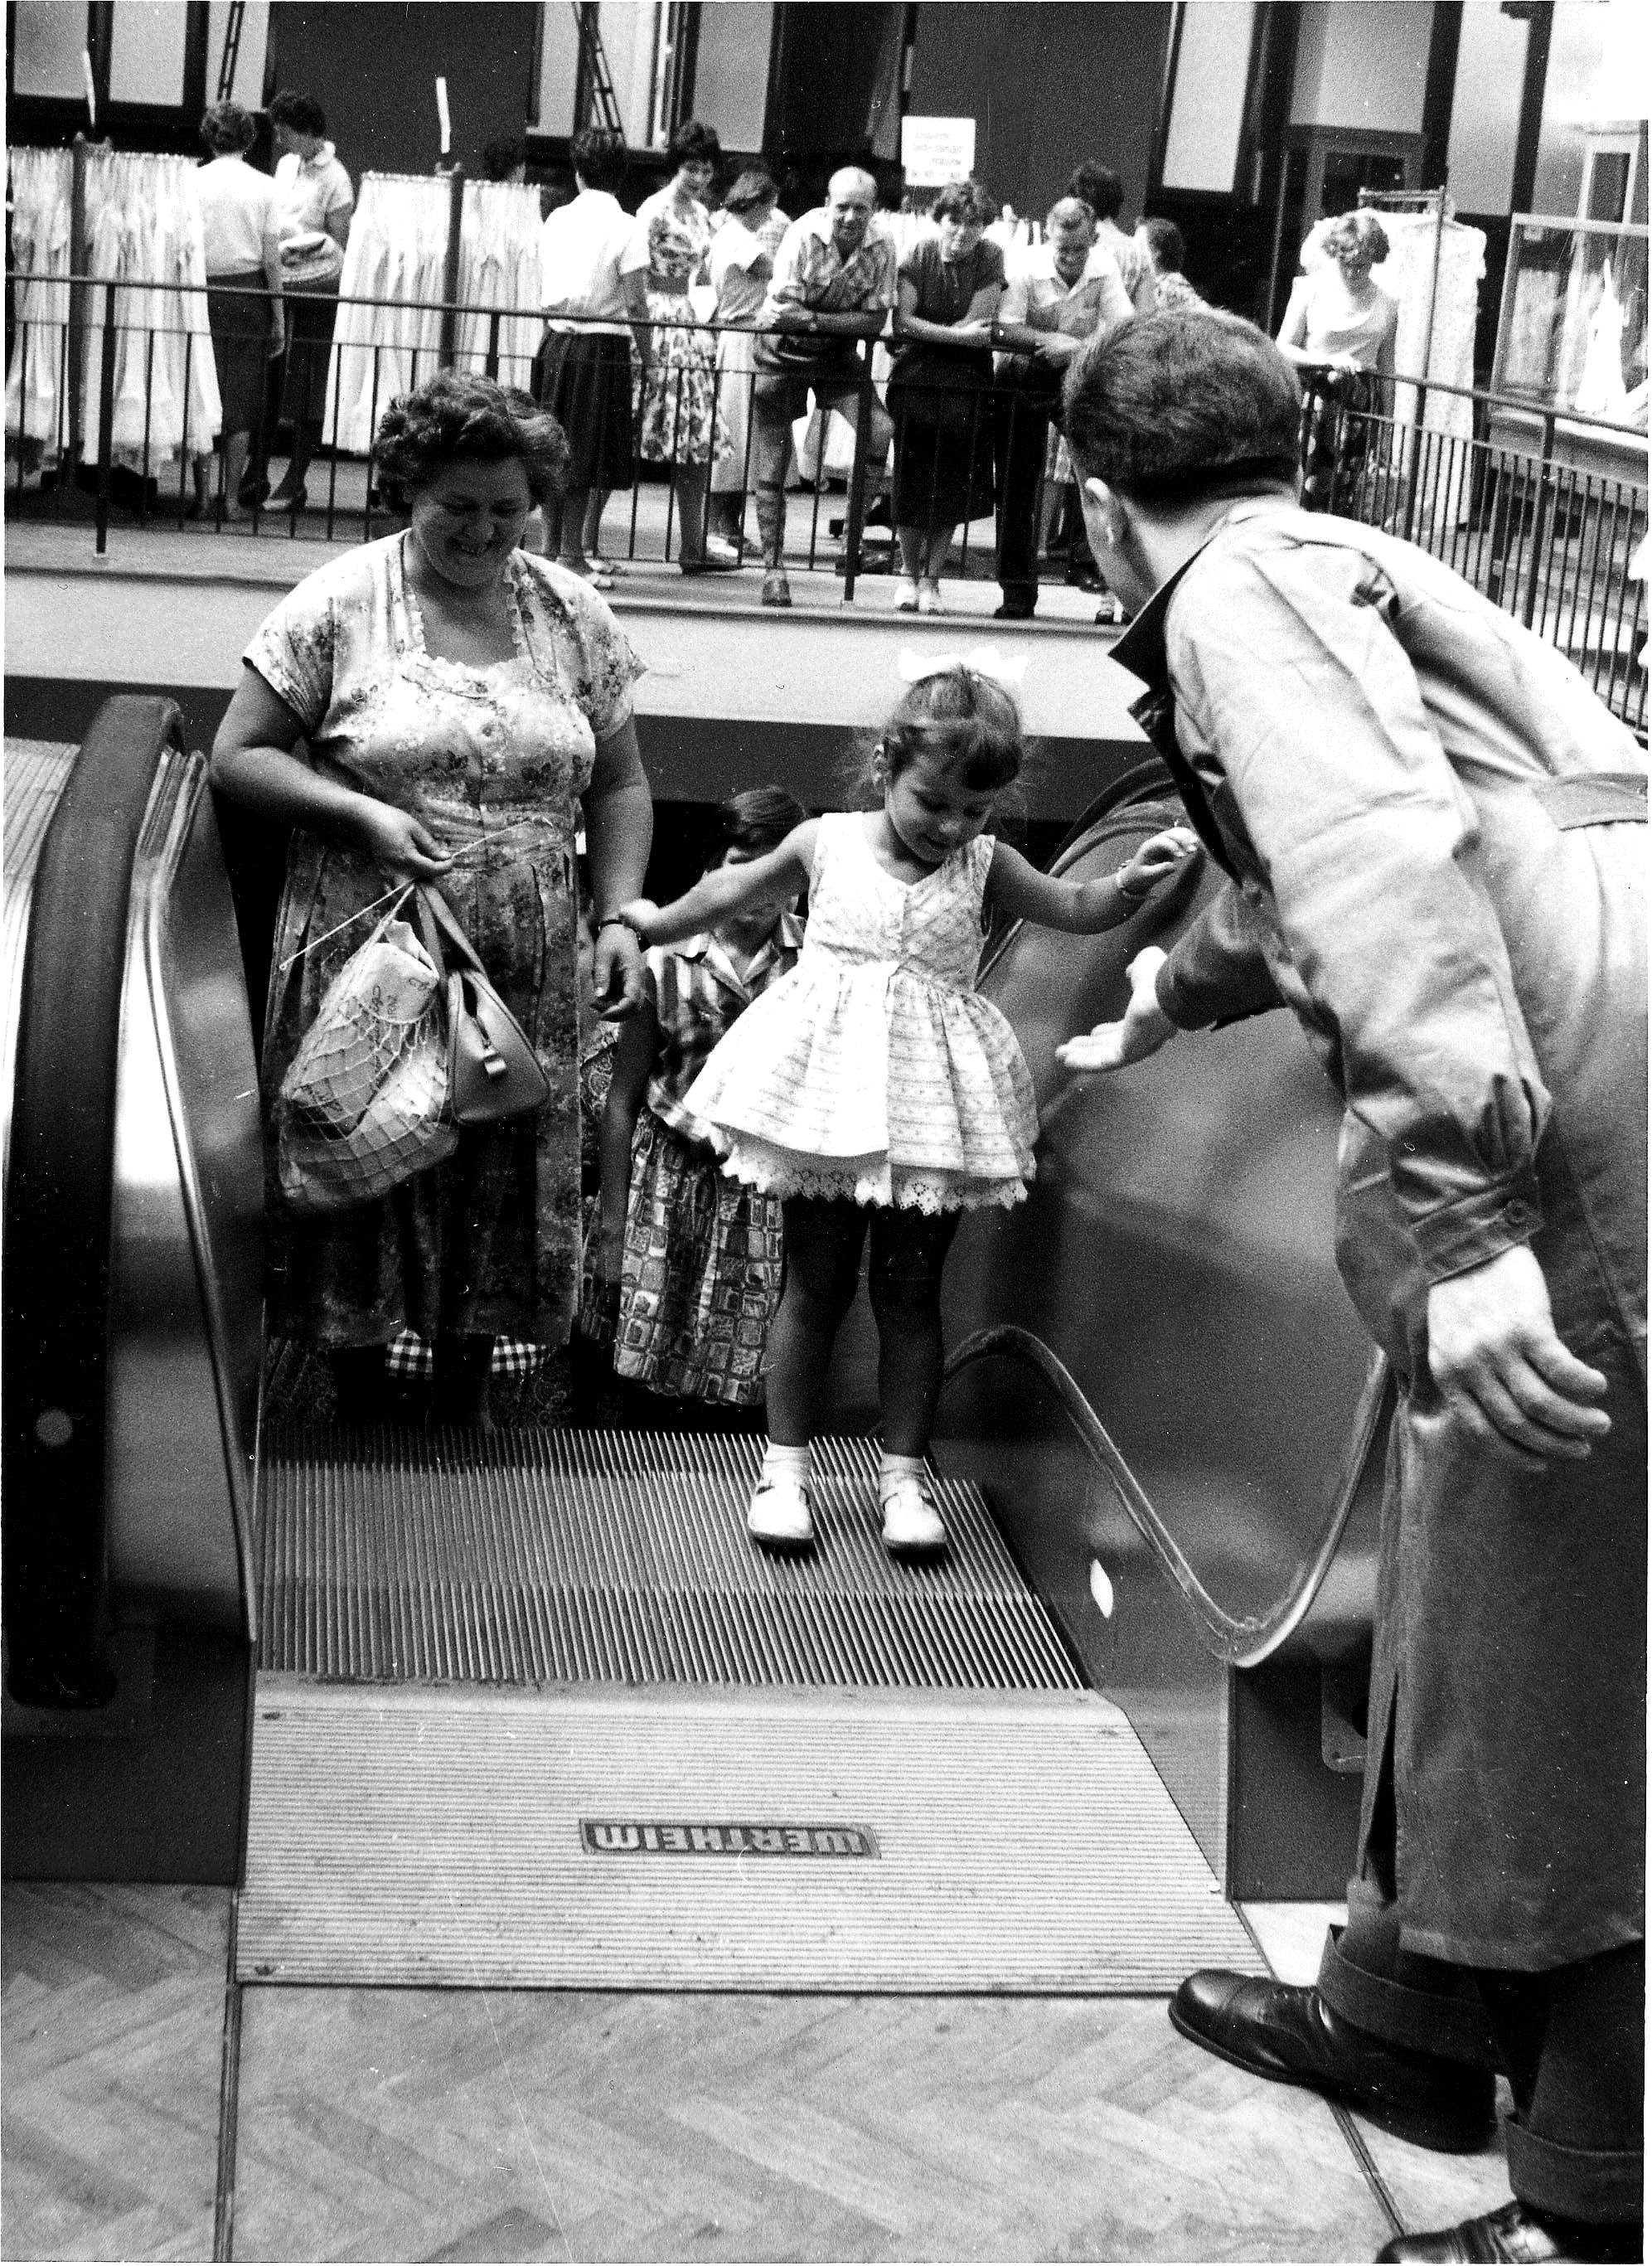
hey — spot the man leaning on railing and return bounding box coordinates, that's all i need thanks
[748,167,897,610]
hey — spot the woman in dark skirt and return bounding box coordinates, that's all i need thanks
[886,177,1005,614]
[193,100,283,519]
[535,127,645,589]
[266,89,354,510]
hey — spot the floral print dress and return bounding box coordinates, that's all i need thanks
[633,203,728,470]
[247,532,645,1350]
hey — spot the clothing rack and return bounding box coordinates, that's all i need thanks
[1358,183,1449,410]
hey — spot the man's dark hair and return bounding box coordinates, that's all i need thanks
[570,126,627,193]
[1063,309,1301,502]
[1067,161,1124,222]
[668,118,722,169]
[267,88,327,138]
[706,788,809,866]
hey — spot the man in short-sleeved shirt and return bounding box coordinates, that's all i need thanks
[990,197,1131,617]
[748,167,897,607]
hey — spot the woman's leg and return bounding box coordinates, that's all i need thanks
[222,429,252,517]
[583,488,613,561]
[763,1198,868,1444]
[329,1343,393,1425]
[552,484,591,567]
[866,1206,962,1453]
[923,526,953,583]
[675,462,710,566]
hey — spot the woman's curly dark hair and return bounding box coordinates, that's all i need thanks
[932,177,997,229]
[200,100,256,156]
[373,371,571,512]
[1063,308,1301,502]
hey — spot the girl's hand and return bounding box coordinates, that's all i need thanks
[615,898,659,944]
[593,921,647,1019]
[1057,946,1176,1075]
[353,800,455,884]
[1120,827,1200,900]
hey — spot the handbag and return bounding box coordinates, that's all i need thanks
[275,905,458,1213]
[413,885,550,1126]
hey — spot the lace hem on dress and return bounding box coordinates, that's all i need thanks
[716,1135,1029,1214]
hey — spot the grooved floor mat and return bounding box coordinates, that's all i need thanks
[237,1682,1262,1992]
[257,1429,1079,1690]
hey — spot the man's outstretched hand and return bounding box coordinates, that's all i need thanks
[1056,946,1177,1076]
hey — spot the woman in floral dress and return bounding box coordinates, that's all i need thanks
[210,371,653,1424]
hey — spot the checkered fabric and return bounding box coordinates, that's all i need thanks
[385,1333,547,1381]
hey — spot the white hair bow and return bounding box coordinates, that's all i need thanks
[897,643,1029,690]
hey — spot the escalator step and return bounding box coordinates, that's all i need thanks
[257,1429,1080,1691]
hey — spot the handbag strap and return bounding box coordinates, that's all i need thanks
[414,883,488,979]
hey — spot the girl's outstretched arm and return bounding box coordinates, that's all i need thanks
[619,819,818,946]
[986,827,1199,933]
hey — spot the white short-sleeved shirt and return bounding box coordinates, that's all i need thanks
[274,141,353,284]
[540,188,639,335]
[197,154,281,278]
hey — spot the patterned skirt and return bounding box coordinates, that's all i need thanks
[1300,366,1379,513]
[612,1111,783,1405]
[632,294,729,469]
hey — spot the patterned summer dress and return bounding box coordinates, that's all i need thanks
[633,205,727,470]
[684,815,1036,1211]
[612,920,803,1403]
[249,532,644,1350]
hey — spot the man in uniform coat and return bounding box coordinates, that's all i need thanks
[1058,309,1645,2265]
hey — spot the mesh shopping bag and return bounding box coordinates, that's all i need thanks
[275,907,459,1213]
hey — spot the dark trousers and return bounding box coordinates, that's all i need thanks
[992,371,1060,613]
[1320,1784,1644,2226]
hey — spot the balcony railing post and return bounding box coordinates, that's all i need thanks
[1523,410,1557,632]
[94,278,117,556]
[841,339,875,604]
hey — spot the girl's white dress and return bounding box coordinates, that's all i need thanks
[683,813,1037,1211]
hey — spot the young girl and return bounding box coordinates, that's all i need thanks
[598,788,808,1407]
[616,662,1197,1554]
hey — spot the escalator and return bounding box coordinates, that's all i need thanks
[2,701,1377,1981]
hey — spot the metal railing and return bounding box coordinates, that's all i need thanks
[1298,366,1647,733]
[7,273,1647,726]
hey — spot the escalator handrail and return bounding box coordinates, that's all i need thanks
[2,695,181,1705]
[135,749,259,1641]
[942,1323,1388,1671]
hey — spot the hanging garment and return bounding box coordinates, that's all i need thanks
[74,148,221,470]
[6,148,75,455]
[1373,210,1485,534]
[323,175,452,454]
[453,179,544,395]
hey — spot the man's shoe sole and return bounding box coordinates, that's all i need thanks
[1166,1998,1495,2155]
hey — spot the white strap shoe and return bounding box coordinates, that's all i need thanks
[879,1473,947,1556]
[747,1473,816,1547]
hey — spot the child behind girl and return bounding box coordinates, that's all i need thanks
[597,788,809,1408]
[617,661,1197,1554]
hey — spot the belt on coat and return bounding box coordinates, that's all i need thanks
[1532,771,1648,830]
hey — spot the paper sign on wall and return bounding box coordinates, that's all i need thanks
[901,116,976,188]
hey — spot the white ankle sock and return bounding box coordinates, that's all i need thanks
[761,1441,813,1486]
[879,1450,928,1502]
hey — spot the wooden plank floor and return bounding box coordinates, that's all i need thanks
[2,1884,1524,2264]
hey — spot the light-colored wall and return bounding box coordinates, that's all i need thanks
[692,0,773,155]
[534,1,584,136]
[1289,0,1434,133]
[12,0,93,100]
[1160,0,1257,195]
[1445,0,1527,216]
[1532,0,1648,218]
[109,0,189,106]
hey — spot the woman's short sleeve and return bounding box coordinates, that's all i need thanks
[898,235,939,294]
[243,573,337,730]
[522,561,647,740]
[977,240,1006,289]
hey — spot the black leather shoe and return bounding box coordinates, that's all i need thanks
[1375,2200,1642,2263]
[1169,1972,1496,2153]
